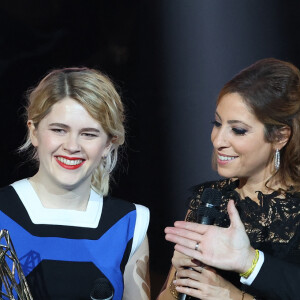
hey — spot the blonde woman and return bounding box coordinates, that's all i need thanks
[0,68,150,299]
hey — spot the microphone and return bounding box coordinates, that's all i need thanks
[90,277,114,300]
[196,188,222,225]
[178,188,222,300]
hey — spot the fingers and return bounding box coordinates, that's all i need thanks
[227,200,244,229]
[165,224,206,256]
[174,269,229,299]
[175,282,203,299]
[177,268,201,280]
[176,271,215,287]
[175,283,231,300]
[171,251,199,270]
[192,260,216,273]
[176,265,212,280]
[174,268,205,296]
[165,226,204,242]
[173,221,210,234]
[174,244,203,262]
[175,277,202,290]
[165,232,202,251]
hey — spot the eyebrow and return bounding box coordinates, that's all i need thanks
[48,123,100,132]
[215,112,251,127]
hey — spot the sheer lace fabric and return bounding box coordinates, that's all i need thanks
[186,179,300,299]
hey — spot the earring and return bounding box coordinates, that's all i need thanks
[275,149,280,171]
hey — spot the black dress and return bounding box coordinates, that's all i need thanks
[186,179,300,300]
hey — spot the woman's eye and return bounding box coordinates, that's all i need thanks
[82,133,98,137]
[232,128,247,135]
[212,120,221,127]
[51,128,65,134]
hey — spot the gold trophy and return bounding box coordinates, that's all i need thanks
[0,229,33,300]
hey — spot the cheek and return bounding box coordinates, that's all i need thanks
[236,139,271,160]
[37,133,59,150]
[87,142,108,159]
[232,141,250,155]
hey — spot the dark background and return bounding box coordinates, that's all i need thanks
[1,1,300,298]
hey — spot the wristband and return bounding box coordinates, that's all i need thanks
[240,249,259,279]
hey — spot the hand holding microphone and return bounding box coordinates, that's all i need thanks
[176,188,222,300]
[162,189,255,300]
[165,197,255,275]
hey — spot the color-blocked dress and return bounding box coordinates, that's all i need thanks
[0,179,149,300]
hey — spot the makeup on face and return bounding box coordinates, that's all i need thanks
[30,97,110,190]
[211,93,274,182]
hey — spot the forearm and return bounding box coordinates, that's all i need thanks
[123,237,150,300]
[157,267,178,300]
[157,288,177,300]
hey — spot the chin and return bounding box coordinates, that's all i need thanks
[59,182,80,191]
[54,177,85,190]
[217,168,236,179]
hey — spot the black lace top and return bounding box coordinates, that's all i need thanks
[186,179,300,299]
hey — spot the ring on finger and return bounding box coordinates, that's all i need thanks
[195,241,200,251]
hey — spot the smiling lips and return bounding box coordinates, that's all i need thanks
[55,156,85,170]
[217,154,238,164]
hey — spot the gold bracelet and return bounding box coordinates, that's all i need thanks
[240,249,259,279]
[169,273,179,299]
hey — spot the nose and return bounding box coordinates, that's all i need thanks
[63,134,81,153]
[211,126,229,149]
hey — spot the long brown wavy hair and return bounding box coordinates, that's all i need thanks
[214,58,300,192]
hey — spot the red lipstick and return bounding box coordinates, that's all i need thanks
[55,156,85,170]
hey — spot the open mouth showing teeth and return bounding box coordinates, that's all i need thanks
[56,157,84,166]
[218,155,237,161]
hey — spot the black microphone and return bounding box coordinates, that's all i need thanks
[178,188,222,300]
[196,188,222,225]
[90,277,114,300]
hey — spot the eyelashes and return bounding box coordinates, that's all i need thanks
[50,128,65,134]
[211,120,221,127]
[211,121,248,136]
[232,128,247,135]
[50,128,99,138]
[81,133,99,138]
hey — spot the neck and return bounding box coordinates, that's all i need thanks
[237,173,285,204]
[29,174,91,211]
[236,163,278,202]
[236,176,271,204]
